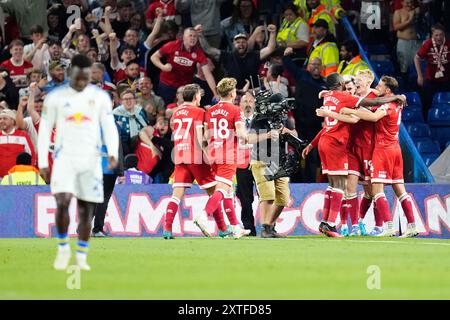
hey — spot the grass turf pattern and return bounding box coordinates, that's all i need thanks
[1,236,450,299]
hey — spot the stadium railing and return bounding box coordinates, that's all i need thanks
[341,17,434,183]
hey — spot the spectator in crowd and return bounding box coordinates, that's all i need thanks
[47,6,66,40]
[150,27,218,105]
[92,0,119,25]
[295,0,344,22]
[415,23,450,116]
[1,152,45,186]
[42,39,71,81]
[263,64,289,98]
[193,58,215,106]
[15,85,43,150]
[306,19,339,77]
[0,0,48,38]
[62,27,92,59]
[111,0,133,39]
[283,47,326,182]
[23,25,48,71]
[393,0,422,79]
[149,115,173,183]
[117,59,142,89]
[0,40,34,89]
[276,2,309,52]
[110,32,138,83]
[113,88,149,155]
[198,24,277,89]
[91,62,117,91]
[300,0,336,36]
[0,108,36,178]
[337,40,369,76]
[122,153,152,185]
[165,85,184,118]
[137,76,165,125]
[221,0,259,50]
[236,92,256,236]
[42,61,69,93]
[0,68,19,109]
[175,0,225,49]
[146,0,179,28]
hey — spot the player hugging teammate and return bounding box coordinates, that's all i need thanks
[163,79,251,239]
[303,72,418,238]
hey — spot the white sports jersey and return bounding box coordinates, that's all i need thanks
[38,84,119,168]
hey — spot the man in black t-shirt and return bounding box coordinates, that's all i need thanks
[197,25,277,88]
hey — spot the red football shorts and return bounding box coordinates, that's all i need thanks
[173,163,217,189]
[318,135,348,176]
[370,144,404,184]
[136,142,160,174]
[348,143,374,184]
[212,163,237,186]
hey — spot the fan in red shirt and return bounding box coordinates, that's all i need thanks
[0,109,36,178]
[150,27,218,105]
[0,39,33,89]
[145,0,177,25]
[162,84,217,239]
[341,76,418,238]
[197,78,251,239]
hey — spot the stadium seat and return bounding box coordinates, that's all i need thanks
[430,127,450,149]
[405,123,431,137]
[428,106,450,126]
[432,92,450,106]
[402,107,424,123]
[370,60,395,76]
[414,138,441,153]
[421,153,440,167]
[404,92,422,107]
[365,44,389,55]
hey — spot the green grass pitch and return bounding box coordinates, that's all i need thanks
[1,236,450,299]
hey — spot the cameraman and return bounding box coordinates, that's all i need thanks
[248,105,297,238]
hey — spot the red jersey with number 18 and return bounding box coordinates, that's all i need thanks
[205,101,244,164]
[172,104,205,165]
[322,91,363,144]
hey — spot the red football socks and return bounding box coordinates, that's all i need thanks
[347,194,359,226]
[212,206,227,232]
[399,193,415,223]
[204,190,225,216]
[164,197,180,232]
[374,193,391,223]
[327,188,345,225]
[223,197,239,226]
[373,201,383,227]
[339,198,348,226]
[359,194,372,219]
[322,187,333,221]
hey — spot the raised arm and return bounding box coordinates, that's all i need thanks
[341,107,386,122]
[24,38,47,63]
[144,8,164,49]
[38,96,57,170]
[109,33,120,70]
[201,64,218,99]
[27,82,42,124]
[195,25,221,62]
[358,95,406,107]
[15,96,28,130]
[260,25,277,60]
[99,6,114,35]
[316,108,360,124]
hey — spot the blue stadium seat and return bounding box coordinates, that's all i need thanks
[402,107,424,123]
[431,127,450,149]
[415,138,441,153]
[365,44,389,55]
[404,92,422,107]
[428,106,450,126]
[370,60,395,76]
[421,153,440,167]
[405,123,431,137]
[432,92,450,106]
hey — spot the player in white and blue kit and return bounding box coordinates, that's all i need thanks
[38,55,119,271]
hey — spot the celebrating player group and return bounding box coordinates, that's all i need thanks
[303,71,418,238]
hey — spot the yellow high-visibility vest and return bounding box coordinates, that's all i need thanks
[276,17,308,44]
[294,0,344,20]
[338,55,370,76]
[309,41,339,77]
[0,165,46,186]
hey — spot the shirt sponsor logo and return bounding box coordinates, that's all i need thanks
[173,56,194,67]
[65,113,92,124]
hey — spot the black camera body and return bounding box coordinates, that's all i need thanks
[253,89,309,181]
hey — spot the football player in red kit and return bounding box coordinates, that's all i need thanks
[163,84,218,239]
[341,76,418,237]
[303,73,406,237]
[197,77,251,239]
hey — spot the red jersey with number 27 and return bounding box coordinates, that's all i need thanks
[322,91,362,144]
[205,101,244,164]
[375,102,403,147]
[172,104,205,165]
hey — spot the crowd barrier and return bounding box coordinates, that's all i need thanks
[0,184,449,238]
